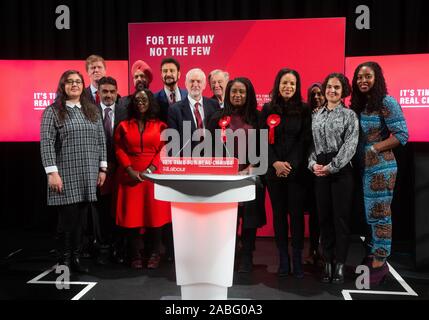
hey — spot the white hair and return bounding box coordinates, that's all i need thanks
[208,69,229,83]
[185,68,206,83]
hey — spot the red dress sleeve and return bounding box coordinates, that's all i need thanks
[114,121,132,168]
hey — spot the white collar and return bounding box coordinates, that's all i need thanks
[100,102,115,111]
[90,83,98,94]
[188,95,202,107]
[65,101,82,108]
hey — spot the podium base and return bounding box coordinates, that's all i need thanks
[181,283,227,300]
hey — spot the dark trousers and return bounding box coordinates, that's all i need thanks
[315,166,354,264]
[146,227,163,255]
[56,202,89,257]
[241,227,257,254]
[306,179,320,252]
[267,179,305,252]
[162,223,174,258]
[237,206,258,255]
[93,193,115,245]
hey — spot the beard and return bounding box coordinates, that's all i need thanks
[164,76,177,86]
[135,80,149,91]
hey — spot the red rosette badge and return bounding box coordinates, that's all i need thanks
[266,114,281,144]
[218,116,231,143]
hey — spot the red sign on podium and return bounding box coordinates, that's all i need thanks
[160,157,239,175]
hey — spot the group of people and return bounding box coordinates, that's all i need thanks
[40,54,408,288]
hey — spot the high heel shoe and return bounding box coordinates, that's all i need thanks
[147,253,161,269]
[332,263,345,284]
[321,262,332,283]
[278,251,290,277]
[370,262,389,286]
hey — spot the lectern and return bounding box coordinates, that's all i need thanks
[144,173,256,300]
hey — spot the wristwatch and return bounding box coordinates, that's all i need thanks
[99,167,107,173]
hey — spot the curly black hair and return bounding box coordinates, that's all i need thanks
[350,61,388,114]
[321,72,351,99]
[219,77,259,128]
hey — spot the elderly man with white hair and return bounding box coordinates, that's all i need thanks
[167,68,220,155]
[208,69,229,108]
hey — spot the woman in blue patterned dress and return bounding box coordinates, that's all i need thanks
[350,62,408,285]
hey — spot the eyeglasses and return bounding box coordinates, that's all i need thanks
[134,97,149,103]
[65,79,83,85]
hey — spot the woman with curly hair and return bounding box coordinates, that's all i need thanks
[350,62,408,285]
[308,73,359,284]
[208,77,266,273]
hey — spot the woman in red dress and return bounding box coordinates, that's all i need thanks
[114,88,171,269]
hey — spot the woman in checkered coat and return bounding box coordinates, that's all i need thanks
[40,70,107,273]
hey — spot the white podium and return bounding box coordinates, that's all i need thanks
[144,174,256,300]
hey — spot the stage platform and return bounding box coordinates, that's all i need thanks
[1,229,428,301]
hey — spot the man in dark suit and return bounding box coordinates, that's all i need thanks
[84,55,107,104]
[168,68,220,156]
[154,57,187,123]
[93,76,128,265]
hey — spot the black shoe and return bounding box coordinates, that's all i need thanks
[321,262,332,283]
[96,244,110,265]
[292,249,304,279]
[111,247,125,264]
[332,263,345,284]
[164,249,175,263]
[278,251,290,277]
[238,253,253,273]
[71,250,89,274]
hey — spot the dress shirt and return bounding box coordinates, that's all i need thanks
[187,95,205,128]
[308,103,359,174]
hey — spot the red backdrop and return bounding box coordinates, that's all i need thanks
[129,18,346,237]
[0,60,128,142]
[346,54,429,142]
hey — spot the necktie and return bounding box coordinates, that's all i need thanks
[193,102,203,129]
[170,92,176,104]
[103,107,113,138]
[95,91,100,104]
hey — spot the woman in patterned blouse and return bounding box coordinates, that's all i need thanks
[308,73,359,284]
[40,70,107,274]
[350,62,408,286]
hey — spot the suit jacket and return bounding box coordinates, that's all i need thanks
[85,86,96,104]
[260,102,312,181]
[167,97,220,155]
[97,99,128,163]
[154,87,188,123]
